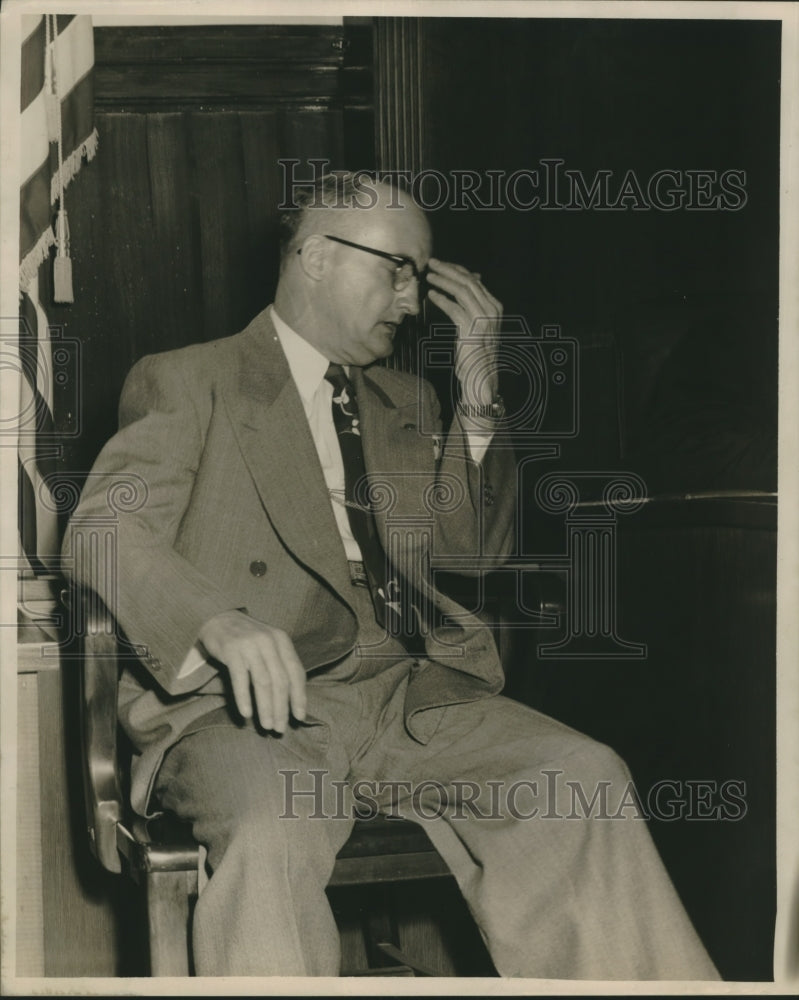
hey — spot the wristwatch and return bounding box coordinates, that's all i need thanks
[456,393,506,420]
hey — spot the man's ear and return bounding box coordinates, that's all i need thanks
[297,234,329,281]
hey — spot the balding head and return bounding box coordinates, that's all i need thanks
[278,173,428,266]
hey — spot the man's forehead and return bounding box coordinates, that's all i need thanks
[297,183,432,261]
[355,205,429,242]
[351,196,432,256]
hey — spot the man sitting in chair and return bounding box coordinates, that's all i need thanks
[63,173,719,980]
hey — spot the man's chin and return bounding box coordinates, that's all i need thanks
[349,327,398,366]
[374,326,398,355]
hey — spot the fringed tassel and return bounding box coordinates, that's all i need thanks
[53,208,74,303]
[44,15,60,141]
[50,14,87,305]
[44,93,60,143]
[19,226,56,298]
[49,127,100,206]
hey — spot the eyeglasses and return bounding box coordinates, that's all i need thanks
[298,234,425,292]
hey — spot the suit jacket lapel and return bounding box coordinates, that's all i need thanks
[354,366,433,540]
[355,366,425,473]
[355,365,443,628]
[223,311,353,606]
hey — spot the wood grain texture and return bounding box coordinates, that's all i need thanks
[95,25,353,66]
[36,667,122,976]
[145,871,193,976]
[373,18,426,375]
[143,113,204,354]
[93,25,373,111]
[16,675,45,977]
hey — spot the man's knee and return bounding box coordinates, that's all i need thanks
[491,715,637,822]
[540,738,641,821]
[204,793,349,887]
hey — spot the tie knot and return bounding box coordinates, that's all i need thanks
[325,363,351,394]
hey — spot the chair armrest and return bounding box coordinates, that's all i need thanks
[72,587,125,874]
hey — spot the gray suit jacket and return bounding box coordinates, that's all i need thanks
[63,307,516,814]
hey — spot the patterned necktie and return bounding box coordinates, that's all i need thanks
[325,363,399,631]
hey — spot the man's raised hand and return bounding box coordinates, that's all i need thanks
[426,257,503,407]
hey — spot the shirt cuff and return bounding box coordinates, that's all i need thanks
[176,641,209,678]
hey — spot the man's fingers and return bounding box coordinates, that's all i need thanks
[249,640,296,733]
[247,652,276,731]
[428,259,485,294]
[274,630,307,721]
[427,289,471,336]
[249,630,304,732]
[427,268,482,304]
[197,611,307,730]
[427,270,500,321]
[427,259,502,312]
[428,257,472,277]
[427,287,463,323]
[227,656,255,721]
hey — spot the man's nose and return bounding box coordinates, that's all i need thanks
[395,279,421,316]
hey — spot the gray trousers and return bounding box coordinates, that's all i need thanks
[154,587,720,980]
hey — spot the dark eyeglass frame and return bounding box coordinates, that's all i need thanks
[297,234,425,291]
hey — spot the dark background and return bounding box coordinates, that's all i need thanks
[43,17,779,980]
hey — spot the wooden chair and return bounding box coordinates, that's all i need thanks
[71,588,454,976]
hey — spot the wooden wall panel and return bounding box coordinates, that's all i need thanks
[238,108,284,286]
[374,19,424,176]
[93,25,363,111]
[143,114,204,353]
[95,115,155,367]
[188,114,253,343]
[373,19,426,376]
[47,23,375,498]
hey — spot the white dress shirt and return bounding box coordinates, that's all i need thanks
[271,307,363,562]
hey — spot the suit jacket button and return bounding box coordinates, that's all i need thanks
[150,657,161,671]
[250,559,267,577]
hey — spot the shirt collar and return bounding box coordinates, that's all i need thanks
[270,306,334,404]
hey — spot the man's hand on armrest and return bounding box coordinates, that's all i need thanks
[197,610,307,733]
